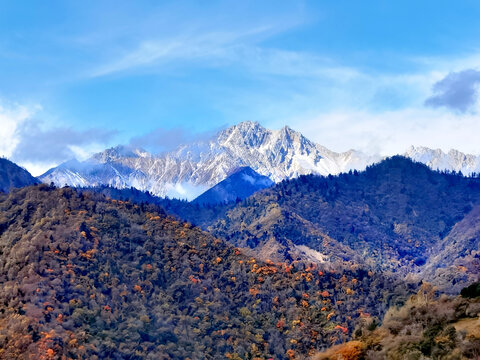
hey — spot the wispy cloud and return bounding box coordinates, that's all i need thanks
[90,26,276,77]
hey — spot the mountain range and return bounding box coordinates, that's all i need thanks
[51,156,479,295]
[0,135,479,358]
[38,122,480,200]
[208,156,480,292]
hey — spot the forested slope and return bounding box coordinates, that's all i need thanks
[0,185,410,359]
[210,157,480,288]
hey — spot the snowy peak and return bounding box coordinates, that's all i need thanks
[218,121,269,148]
[91,145,149,163]
[38,122,381,198]
[405,146,480,175]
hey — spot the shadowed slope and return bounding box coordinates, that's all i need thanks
[0,158,39,193]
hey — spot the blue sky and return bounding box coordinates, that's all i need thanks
[1,0,480,174]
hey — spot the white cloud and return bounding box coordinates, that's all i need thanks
[296,106,480,156]
[90,26,276,77]
[0,101,116,176]
[0,103,38,158]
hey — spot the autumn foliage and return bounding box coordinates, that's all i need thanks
[0,185,410,359]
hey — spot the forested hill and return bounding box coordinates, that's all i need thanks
[210,156,480,289]
[0,185,410,359]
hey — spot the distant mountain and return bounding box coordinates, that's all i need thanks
[209,156,480,291]
[38,122,480,200]
[405,145,480,175]
[39,122,379,199]
[192,166,273,205]
[0,158,39,192]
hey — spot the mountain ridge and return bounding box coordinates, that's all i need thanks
[38,122,480,200]
[38,122,379,199]
[208,156,480,292]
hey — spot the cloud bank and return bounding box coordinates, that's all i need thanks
[0,103,115,175]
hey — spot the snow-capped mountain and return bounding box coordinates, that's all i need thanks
[39,122,480,200]
[405,146,480,175]
[39,122,378,199]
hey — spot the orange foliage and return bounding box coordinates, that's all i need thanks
[189,275,201,284]
[133,285,142,292]
[286,349,295,359]
[315,340,365,360]
[335,325,348,334]
[80,248,97,260]
[253,265,278,275]
[249,287,260,297]
[46,348,55,358]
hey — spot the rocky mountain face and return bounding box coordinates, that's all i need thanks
[192,166,273,205]
[39,122,378,199]
[0,158,39,192]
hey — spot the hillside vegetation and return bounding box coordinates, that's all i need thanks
[210,157,480,290]
[0,185,411,359]
[315,283,480,359]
